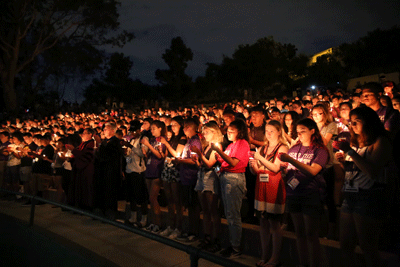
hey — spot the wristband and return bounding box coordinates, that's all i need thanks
[346,149,357,157]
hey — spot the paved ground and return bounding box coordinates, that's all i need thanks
[0,198,398,267]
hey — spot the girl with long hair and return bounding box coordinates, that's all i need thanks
[211,119,250,258]
[159,116,186,238]
[140,120,167,233]
[191,121,224,252]
[249,120,288,267]
[279,118,329,267]
[335,106,392,267]
[282,111,300,147]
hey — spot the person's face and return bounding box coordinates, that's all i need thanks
[226,126,239,142]
[170,120,181,135]
[183,124,196,138]
[350,115,363,135]
[339,105,351,120]
[270,111,280,121]
[103,126,114,138]
[292,104,301,114]
[23,136,32,144]
[81,130,92,142]
[223,115,234,127]
[332,98,340,107]
[296,125,314,145]
[361,89,379,107]
[284,114,293,128]
[392,100,400,111]
[250,111,265,127]
[150,125,162,137]
[311,108,325,124]
[166,131,173,141]
[265,125,279,143]
[12,137,21,145]
[202,128,215,143]
[380,98,388,107]
[141,121,150,131]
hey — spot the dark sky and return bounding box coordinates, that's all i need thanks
[67,0,399,102]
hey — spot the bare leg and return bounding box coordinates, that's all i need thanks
[291,212,309,266]
[163,181,176,228]
[353,213,382,267]
[259,217,271,263]
[303,214,321,267]
[146,178,162,227]
[339,212,358,267]
[171,182,183,230]
[267,219,283,264]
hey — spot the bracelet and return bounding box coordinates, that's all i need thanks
[346,149,357,157]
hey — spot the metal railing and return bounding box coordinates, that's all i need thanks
[0,189,247,267]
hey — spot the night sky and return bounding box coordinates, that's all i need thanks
[68,0,400,102]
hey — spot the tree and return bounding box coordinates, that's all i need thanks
[155,37,193,100]
[0,0,133,113]
[337,26,400,77]
[212,36,301,99]
[307,54,347,87]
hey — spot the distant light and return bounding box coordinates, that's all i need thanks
[311,85,316,90]
[337,82,340,84]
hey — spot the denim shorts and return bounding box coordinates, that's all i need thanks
[195,169,219,194]
[341,186,386,219]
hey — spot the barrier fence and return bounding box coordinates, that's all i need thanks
[0,188,247,267]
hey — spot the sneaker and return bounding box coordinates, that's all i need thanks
[168,228,181,239]
[146,224,156,231]
[175,232,189,241]
[176,232,197,243]
[151,224,161,233]
[220,246,242,258]
[160,226,173,237]
[186,234,197,243]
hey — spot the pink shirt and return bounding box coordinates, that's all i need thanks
[219,139,250,173]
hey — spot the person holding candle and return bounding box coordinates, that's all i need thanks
[211,119,250,258]
[173,118,202,242]
[159,116,186,238]
[191,121,223,252]
[249,120,288,267]
[279,118,329,267]
[334,106,393,267]
[140,120,167,233]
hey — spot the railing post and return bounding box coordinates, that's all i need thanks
[190,252,199,267]
[29,197,36,227]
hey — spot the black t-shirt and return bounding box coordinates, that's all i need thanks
[21,142,38,167]
[32,144,54,174]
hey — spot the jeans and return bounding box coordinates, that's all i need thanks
[220,172,246,248]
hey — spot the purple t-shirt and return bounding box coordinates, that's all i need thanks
[179,134,202,186]
[376,106,400,132]
[145,138,166,178]
[286,143,329,197]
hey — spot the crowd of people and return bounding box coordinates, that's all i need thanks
[1,81,399,267]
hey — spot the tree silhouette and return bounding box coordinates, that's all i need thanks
[0,0,133,113]
[155,37,193,100]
